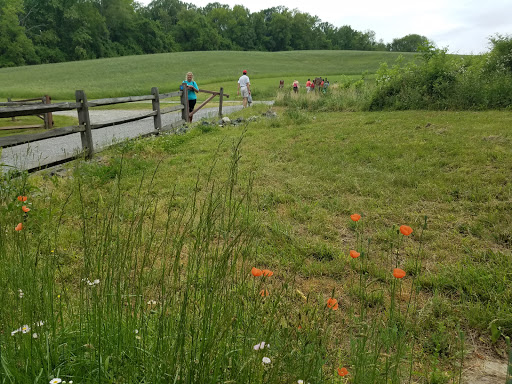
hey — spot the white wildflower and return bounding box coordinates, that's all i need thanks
[49,379,62,384]
[147,300,157,305]
[298,381,304,384]
[262,356,271,364]
[21,325,31,334]
[253,341,269,350]
[32,333,38,339]
[93,279,100,285]
[18,289,24,298]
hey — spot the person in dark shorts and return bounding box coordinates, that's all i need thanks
[183,72,199,122]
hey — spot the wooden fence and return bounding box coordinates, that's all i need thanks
[1,95,53,130]
[0,86,228,170]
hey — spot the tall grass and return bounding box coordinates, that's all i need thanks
[0,136,341,383]
[274,75,374,112]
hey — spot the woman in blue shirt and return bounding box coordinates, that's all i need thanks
[183,72,199,122]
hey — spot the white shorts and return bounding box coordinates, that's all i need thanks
[240,87,249,98]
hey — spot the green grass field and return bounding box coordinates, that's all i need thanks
[1,101,511,383]
[0,50,415,100]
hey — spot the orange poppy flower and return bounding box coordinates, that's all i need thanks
[17,196,28,202]
[399,225,413,236]
[261,269,274,277]
[350,214,361,222]
[349,250,360,259]
[22,206,30,213]
[259,289,269,297]
[251,267,263,277]
[327,298,339,310]
[393,268,406,279]
[338,367,349,376]
[15,223,23,231]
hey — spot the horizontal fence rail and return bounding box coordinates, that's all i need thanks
[1,86,230,172]
[0,102,79,119]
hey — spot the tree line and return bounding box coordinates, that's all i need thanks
[0,0,432,68]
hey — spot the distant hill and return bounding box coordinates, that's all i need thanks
[0,50,423,100]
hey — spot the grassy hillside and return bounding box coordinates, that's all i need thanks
[0,50,418,100]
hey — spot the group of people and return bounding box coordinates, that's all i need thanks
[182,69,253,122]
[305,78,329,93]
[277,78,330,93]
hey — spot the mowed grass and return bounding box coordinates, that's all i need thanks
[3,106,510,382]
[0,50,416,100]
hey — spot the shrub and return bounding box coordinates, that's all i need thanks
[369,42,512,111]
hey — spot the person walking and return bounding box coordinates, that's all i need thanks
[237,70,251,108]
[182,72,199,122]
[306,78,311,93]
[293,80,299,93]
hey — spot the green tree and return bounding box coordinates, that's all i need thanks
[388,34,430,52]
[262,7,292,51]
[486,34,512,74]
[0,0,38,67]
[174,9,223,51]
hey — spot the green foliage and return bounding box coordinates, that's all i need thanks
[388,34,431,52]
[485,34,512,74]
[0,0,426,68]
[0,0,38,67]
[369,45,512,110]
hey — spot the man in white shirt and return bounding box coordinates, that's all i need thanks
[237,70,251,108]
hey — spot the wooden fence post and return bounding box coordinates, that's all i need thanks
[7,98,15,121]
[43,95,53,129]
[151,87,162,134]
[218,87,224,118]
[180,85,189,123]
[75,90,94,159]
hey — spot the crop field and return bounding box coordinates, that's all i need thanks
[1,50,511,384]
[0,50,414,100]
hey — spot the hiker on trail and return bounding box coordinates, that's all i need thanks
[183,71,199,122]
[310,81,315,92]
[238,70,251,108]
[322,78,330,94]
[306,79,312,93]
[293,80,299,93]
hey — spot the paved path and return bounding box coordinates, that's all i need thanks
[1,102,270,172]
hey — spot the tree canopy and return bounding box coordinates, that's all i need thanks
[0,0,433,67]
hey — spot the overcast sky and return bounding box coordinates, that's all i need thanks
[137,0,511,54]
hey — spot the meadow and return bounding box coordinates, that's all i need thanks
[2,102,511,383]
[0,50,414,100]
[1,50,511,383]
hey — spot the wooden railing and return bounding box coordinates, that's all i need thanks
[0,86,229,170]
[1,95,53,130]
